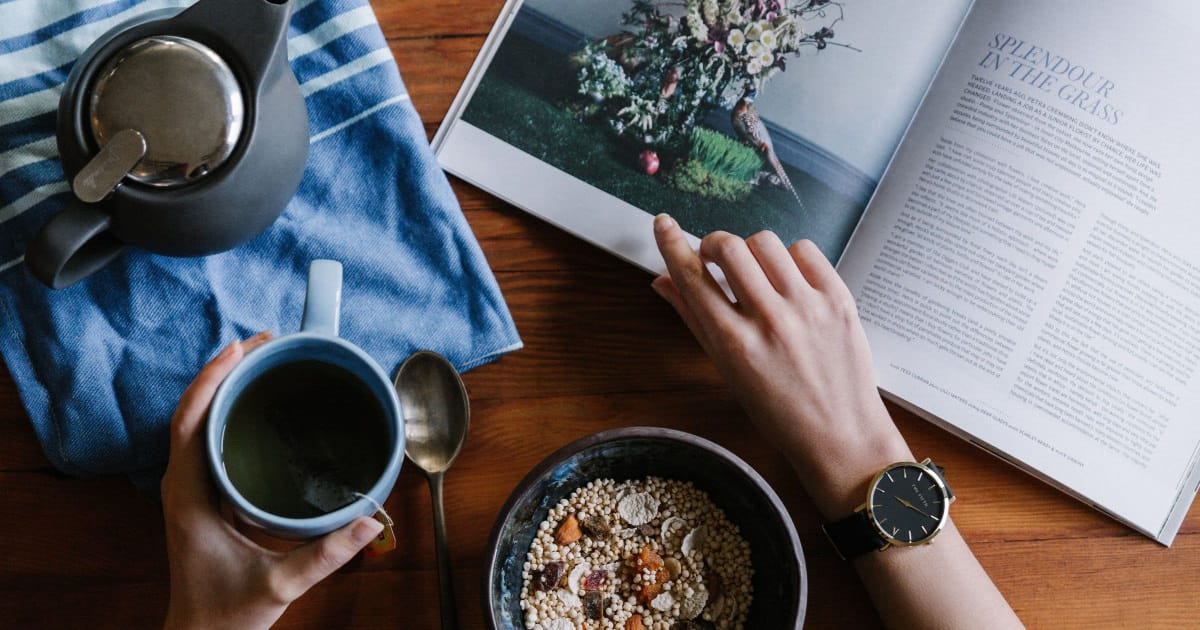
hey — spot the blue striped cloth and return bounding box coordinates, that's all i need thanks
[0,0,522,486]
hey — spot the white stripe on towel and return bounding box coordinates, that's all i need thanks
[0,136,57,179]
[0,181,70,223]
[299,47,393,97]
[0,255,24,273]
[310,92,409,143]
[0,0,191,87]
[287,5,376,61]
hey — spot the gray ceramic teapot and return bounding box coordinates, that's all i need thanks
[26,0,309,289]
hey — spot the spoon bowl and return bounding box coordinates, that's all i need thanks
[395,350,470,630]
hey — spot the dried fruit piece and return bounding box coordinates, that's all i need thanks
[637,546,664,571]
[618,492,660,526]
[580,515,611,539]
[556,514,583,545]
[704,567,724,601]
[583,569,608,591]
[665,557,682,580]
[638,581,663,605]
[626,614,646,630]
[535,561,566,591]
[637,523,658,537]
[584,591,604,620]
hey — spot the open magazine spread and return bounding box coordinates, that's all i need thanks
[434,0,1200,544]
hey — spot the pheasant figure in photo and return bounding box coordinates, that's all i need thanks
[733,86,804,208]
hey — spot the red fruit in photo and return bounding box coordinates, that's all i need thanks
[639,150,660,175]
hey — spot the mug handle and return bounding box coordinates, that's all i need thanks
[25,199,126,289]
[301,259,342,337]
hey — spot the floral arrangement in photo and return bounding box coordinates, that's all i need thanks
[572,0,852,148]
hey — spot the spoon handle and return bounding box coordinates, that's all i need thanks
[430,471,458,630]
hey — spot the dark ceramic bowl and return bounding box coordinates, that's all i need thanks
[484,427,806,628]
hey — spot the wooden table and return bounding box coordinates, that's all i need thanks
[2,1,1198,627]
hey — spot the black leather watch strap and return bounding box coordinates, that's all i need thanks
[929,461,955,501]
[822,509,887,560]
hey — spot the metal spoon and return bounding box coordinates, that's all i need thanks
[395,351,469,630]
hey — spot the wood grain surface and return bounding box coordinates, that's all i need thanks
[2,1,1197,628]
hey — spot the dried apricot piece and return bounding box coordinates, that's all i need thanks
[556,515,582,545]
[637,546,663,571]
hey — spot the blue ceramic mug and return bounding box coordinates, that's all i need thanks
[206,260,405,539]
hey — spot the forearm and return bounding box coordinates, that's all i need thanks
[854,519,1023,630]
[776,401,1022,630]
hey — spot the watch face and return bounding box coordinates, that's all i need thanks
[866,463,949,546]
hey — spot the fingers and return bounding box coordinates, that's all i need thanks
[698,231,780,310]
[651,275,714,358]
[744,231,811,299]
[653,215,736,324]
[164,332,273,511]
[787,239,841,292]
[276,517,383,600]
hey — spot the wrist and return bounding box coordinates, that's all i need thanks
[784,402,913,520]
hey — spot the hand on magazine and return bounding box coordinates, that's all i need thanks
[651,214,912,517]
[161,332,382,630]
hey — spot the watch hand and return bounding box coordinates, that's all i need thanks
[895,496,939,521]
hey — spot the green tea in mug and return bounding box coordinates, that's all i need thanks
[221,360,391,518]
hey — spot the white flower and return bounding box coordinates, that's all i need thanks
[725,10,742,25]
[703,0,719,23]
[727,29,746,51]
[746,58,763,75]
[759,29,778,50]
[746,41,765,58]
[759,51,775,67]
[745,22,763,41]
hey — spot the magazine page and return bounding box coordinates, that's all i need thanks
[435,0,971,273]
[836,0,1200,543]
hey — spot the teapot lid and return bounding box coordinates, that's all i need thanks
[88,35,244,188]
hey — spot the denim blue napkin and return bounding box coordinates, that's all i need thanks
[0,0,522,485]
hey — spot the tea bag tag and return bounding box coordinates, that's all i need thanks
[355,493,397,558]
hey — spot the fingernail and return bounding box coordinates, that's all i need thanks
[654,214,675,233]
[352,518,384,545]
[216,340,239,360]
[650,277,667,297]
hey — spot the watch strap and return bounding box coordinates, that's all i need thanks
[822,509,887,560]
[927,460,955,501]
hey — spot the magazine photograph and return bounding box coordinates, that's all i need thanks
[437,0,970,267]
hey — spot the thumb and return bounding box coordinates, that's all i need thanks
[277,517,383,597]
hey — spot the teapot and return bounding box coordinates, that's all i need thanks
[25,0,309,289]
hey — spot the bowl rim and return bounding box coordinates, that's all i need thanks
[482,426,807,628]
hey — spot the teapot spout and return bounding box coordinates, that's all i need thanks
[169,0,294,90]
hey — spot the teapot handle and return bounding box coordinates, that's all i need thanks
[25,201,126,289]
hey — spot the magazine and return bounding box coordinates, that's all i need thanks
[433,0,1200,544]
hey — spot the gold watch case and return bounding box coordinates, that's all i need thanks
[859,458,954,549]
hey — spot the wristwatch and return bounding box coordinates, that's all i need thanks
[822,458,954,560]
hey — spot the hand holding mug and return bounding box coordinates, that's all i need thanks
[161,332,382,630]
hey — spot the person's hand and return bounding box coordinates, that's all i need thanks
[651,215,912,518]
[161,332,383,630]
